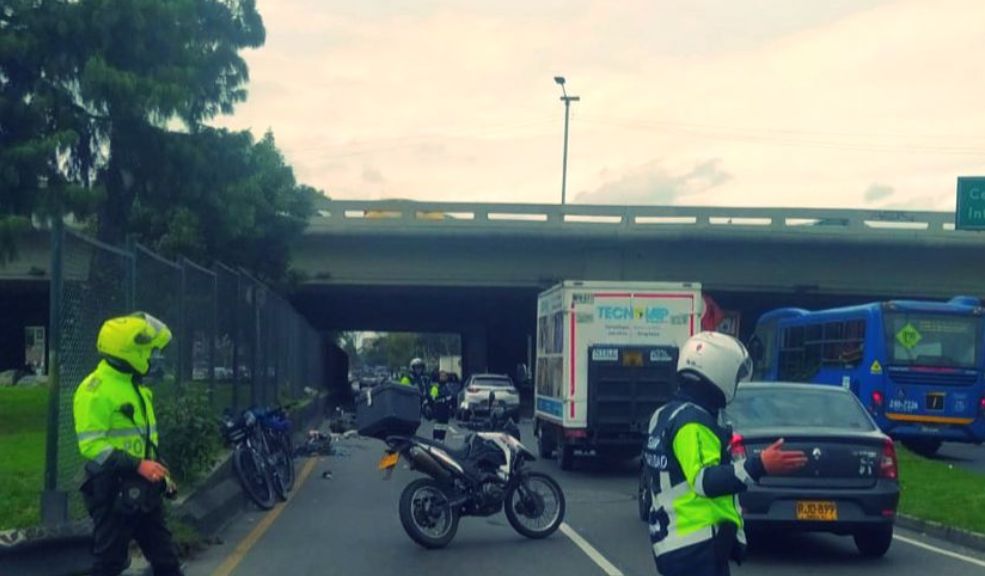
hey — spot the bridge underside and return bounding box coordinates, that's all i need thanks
[294,225,984,378]
[291,284,900,380]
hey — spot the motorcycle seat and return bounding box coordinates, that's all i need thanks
[415,436,473,461]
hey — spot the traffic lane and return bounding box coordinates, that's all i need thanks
[935,442,985,474]
[185,432,603,576]
[544,450,985,576]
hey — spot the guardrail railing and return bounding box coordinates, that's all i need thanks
[308,199,962,234]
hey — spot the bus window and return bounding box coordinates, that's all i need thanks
[883,313,981,368]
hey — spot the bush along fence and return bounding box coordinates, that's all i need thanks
[40,223,325,527]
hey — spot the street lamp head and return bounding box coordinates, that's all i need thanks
[554,76,565,86]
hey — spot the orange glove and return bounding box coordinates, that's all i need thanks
[761,439,808,475]
[137,460,169,483]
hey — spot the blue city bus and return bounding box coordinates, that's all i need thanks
[749,297,985,455]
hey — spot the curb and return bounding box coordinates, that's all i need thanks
[897,514,985,553]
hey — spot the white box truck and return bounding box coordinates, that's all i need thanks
[533,281,703,469]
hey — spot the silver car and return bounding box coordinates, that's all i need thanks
[457,374,520,420]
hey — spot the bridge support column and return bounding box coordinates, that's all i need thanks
[462,325,488,377]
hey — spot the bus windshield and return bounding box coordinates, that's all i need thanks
[883,312,982,369]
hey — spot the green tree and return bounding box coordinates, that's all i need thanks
[0,1,103,260]
[1,1,321,282]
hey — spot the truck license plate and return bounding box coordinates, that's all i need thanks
[796,501,838,521]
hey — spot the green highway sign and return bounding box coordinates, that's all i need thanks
[956,177,985,230]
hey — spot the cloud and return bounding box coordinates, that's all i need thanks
[362,166,384,183]
[577,158,731,205]
[213,0,985,210]
[864,183,895,203]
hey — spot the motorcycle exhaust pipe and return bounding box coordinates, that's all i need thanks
[406,446,452,479]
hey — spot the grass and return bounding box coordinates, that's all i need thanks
[897,446,985,535]
[0,386,49,530]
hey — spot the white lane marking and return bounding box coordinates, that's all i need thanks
[559,522,625,576]
[894,534,985,568]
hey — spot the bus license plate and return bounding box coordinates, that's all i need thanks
[796,501,838,521]
[378,452,399,470]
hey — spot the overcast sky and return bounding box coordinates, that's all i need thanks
[214,0,985,211]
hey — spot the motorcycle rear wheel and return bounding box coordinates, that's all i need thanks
[399,478,460,549]
[504,472,565,539]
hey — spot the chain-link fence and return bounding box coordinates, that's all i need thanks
[42,226,325,525]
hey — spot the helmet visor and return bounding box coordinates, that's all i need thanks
[132,313,170,346]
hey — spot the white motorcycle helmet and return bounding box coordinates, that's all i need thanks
[676,332,753,404]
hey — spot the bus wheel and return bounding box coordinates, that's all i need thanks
[902,438,942,457]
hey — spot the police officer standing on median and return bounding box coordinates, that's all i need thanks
[645,332,808,576]
[73,312,183,576]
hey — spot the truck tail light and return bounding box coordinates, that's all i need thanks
[880,439,898,480]
[729,433,747,460]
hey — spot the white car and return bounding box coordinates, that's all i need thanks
[457,374,520,420]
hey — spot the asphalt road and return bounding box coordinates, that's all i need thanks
[184,422,985,576]
[935,442,985,474]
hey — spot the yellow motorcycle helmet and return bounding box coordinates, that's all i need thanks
[97,312,172,375]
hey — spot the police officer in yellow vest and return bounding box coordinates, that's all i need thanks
[645,332,807,576]
[73,312,183,576]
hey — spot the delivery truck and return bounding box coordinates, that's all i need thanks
[533,281,703,469]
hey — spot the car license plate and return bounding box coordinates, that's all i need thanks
[378,452,399,470]
[796,501,838,521]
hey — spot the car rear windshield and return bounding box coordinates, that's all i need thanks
[471,378,513,388]
[725,387,874,431]
[883,312,982,369]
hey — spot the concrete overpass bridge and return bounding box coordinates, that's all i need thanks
[5,201,983,379]
[293,199,985,375]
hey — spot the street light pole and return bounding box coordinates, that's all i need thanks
[554,76,580,205]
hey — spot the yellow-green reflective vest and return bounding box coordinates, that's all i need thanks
[73,360,159,466]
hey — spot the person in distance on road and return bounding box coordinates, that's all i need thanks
[645,332,808,576]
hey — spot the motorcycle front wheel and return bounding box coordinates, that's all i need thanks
[504,472,565,539]
[399,478,460,549]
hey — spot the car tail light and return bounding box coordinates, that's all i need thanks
[467,386,479,393]
[729,433,747,460]
[564,428,588,439]
[979,396,985,416]
[871,390,884,410]
[880,439,898,480]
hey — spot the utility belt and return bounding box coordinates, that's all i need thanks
[82,463,165,515]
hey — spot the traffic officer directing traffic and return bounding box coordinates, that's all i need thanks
[645,332,808,576]
[73,312,183,576]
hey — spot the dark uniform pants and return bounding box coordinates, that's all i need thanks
[85,492,183,576]
[431,399,451,441]
[655,540,729,576]
[655,530,736,576]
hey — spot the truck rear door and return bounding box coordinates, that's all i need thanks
[587,345,679,443]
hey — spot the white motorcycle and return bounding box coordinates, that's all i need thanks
[378,403,566,549]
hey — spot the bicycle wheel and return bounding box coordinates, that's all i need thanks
[233,444,275,510]
[276,433,296,492]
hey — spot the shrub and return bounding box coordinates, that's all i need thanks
[156,387,221,483]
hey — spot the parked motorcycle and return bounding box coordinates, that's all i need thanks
[378,412,565,548]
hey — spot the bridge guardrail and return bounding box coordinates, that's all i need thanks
[308,199,961,235]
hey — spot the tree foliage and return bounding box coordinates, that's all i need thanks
[0,0,319,281]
